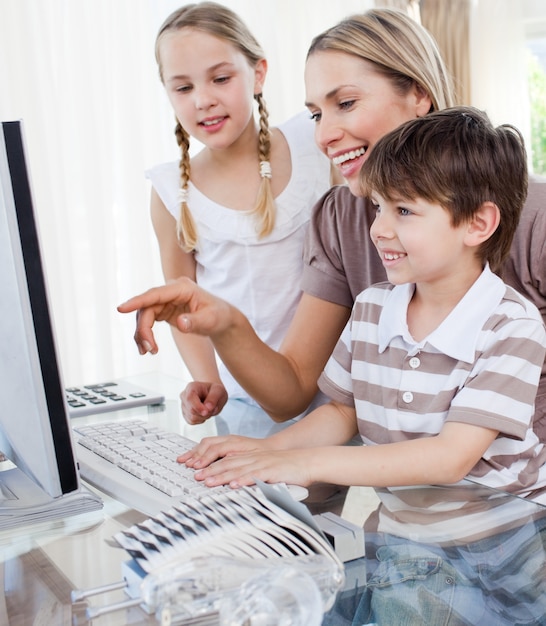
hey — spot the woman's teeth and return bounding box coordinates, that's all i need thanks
[333,147,366,165]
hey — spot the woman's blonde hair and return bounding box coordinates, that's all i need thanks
[155,2,275,252]
[307,8,455,112]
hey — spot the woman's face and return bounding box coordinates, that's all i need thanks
[305,50,432,195]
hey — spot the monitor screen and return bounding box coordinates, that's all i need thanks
[0,120,89,503]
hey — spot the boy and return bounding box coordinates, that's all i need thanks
[178,106,546,506]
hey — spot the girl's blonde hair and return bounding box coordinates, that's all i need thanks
[155,2,275,252]
[307,8,455,112]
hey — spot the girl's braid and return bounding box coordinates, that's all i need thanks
[174,120,198,251]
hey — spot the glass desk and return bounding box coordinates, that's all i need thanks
[2,372,546,625]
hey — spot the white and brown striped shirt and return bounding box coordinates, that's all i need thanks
[319,265,546,503]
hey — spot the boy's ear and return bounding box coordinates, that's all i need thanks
[465,201,500,247]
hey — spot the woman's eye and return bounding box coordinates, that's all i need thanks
[309,111,321,122]
[339,99,356,111]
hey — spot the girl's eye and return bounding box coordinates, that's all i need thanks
[175,85,192,93]
[214,75,230,84]
[309,111,321,123]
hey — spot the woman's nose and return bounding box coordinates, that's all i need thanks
[314,114,343,152]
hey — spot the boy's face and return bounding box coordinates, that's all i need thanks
[369,192,477,287]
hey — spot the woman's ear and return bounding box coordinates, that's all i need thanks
[465,201,500,247]
[254,58,268,95]
[413,83,433,117]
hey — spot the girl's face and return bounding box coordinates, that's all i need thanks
[305,50,432,195]
[158,28,266,150]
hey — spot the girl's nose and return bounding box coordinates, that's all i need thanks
[194,87,216,110]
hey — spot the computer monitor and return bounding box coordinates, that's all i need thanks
[0,120,102,527]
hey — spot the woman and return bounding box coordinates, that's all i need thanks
[119,8,546,438]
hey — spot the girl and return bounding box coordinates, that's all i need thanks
[148,2,334,432]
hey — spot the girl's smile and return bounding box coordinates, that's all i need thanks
[159,28,265,151]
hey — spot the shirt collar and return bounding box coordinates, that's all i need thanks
[378,265,505,362]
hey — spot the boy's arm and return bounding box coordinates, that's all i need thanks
[179,400,359,469]
[192,421,498,490]
[308,421,499,487]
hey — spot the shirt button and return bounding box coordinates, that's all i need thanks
[409,357,420,369]
[402,391,414,404]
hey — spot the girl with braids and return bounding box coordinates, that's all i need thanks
[148,2,334,432]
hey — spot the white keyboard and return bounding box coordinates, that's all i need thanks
[73,419,309,517]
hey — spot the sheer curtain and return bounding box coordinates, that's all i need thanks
[0,0,371,387]
[469,0,531,146]
[420,0,471,104]
[376,0,533,158]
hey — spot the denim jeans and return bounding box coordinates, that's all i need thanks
[324,517,546,626]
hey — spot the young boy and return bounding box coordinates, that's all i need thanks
[178,106,546,506]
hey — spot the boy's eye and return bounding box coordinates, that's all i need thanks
[398,207,412,216]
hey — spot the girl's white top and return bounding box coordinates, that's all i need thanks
[146,111,331,402]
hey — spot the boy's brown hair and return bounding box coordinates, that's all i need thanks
[360,106,528,272]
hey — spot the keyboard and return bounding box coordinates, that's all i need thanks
[73,419,308,517]
[66,380,165,418]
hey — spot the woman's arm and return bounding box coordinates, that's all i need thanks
[211,293,350,421]
[119,278,351,422]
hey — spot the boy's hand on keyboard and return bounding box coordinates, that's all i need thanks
[192,448,313,491]
[178,434,272,470]
[181,381,228,425]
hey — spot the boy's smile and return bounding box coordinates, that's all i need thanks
[370,193,480,291]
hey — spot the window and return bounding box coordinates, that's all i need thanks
[524,2,546,175]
